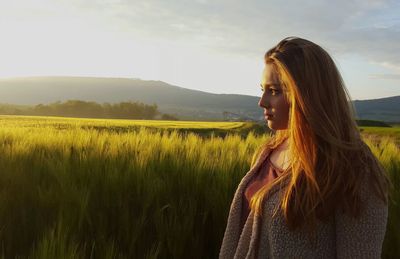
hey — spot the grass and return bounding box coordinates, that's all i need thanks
[360,126,400,139]
[0,115,266,138]
[0,115,398,258]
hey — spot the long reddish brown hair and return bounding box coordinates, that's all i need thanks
[249,37,390,236]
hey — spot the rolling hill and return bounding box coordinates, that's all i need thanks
[0,76,398,122]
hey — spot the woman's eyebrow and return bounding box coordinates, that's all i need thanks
[260,83,280,88]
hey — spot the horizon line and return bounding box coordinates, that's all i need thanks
[0,75,398,101]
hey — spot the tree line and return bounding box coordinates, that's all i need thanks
[0,100,178,120]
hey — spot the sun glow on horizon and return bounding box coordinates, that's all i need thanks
[0,0,399,99]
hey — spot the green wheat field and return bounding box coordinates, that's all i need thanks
[0,115,399,258]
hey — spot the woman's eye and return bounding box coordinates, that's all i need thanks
[269,89,279,95]
[260,86,280,95]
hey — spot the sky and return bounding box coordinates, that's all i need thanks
[0,0,399,100]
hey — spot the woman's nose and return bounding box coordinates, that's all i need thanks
[258,93,269,108]
[258,98,264,108]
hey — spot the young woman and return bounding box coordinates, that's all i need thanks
[219,37,390,259]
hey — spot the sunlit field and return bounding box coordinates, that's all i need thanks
[360,126,400,144]
[0,115,263,139]
[0,116,398,258]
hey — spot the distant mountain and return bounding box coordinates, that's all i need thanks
[0,76,398,122]
[352,96,400,123]
[0,77,261,120]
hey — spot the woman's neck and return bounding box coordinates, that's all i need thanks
[278,138,289,150]
[271,138,291,171]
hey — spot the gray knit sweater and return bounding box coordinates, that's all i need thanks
[219,147,388,259]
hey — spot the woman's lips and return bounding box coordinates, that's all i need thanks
[265,114,273,120]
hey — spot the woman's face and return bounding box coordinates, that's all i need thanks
[258,63,290,130]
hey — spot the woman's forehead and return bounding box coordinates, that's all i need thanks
[261,64,280,86]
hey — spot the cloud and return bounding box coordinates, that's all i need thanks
[62,0,400,69]
[369,73,400,80]
[2,0,399,90]
[328,25,400,69]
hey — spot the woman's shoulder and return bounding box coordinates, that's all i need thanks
[334,142,389,258]
[357,140,388,187]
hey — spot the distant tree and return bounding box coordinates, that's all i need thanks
[161,114,178,120]
[356,119,391,127]
[33,104,54,115]
[4,100,164,120]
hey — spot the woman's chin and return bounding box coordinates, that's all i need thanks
[266,121,287,131]
[266,120,275,130]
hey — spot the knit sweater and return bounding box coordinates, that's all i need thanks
[219,146,388,259]
[241,154,282,231]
